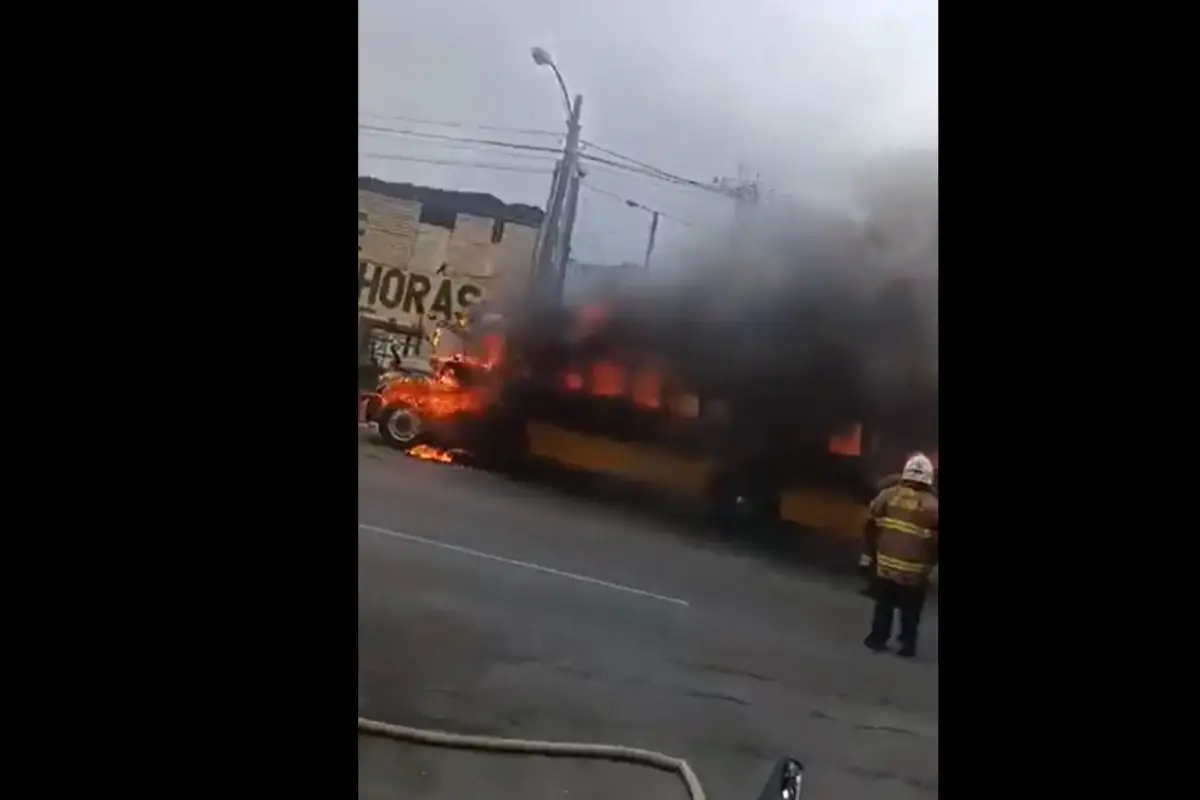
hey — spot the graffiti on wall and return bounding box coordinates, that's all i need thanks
[358,263,485,323]
[357,191,538,329]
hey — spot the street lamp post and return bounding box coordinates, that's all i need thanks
[556,164,585,299]
[625,199,661,270]
[530,46,583,302]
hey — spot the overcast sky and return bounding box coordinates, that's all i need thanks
[358,0,937,266]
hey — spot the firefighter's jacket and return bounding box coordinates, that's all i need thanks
[877,473,939,495]
[865,482,939,587]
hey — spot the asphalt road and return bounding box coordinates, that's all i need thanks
[357,432,938,800]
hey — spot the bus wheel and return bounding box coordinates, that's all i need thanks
[377,404,426,450]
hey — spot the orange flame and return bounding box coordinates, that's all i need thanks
[406,444,454,463]
[378,372,493,419]
[632,369,663,409]
[827,423,863,456]
[479,332,505,369]
[591,361,625,397]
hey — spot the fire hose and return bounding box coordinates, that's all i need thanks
[358,717,708,800]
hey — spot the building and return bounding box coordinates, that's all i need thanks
[357,179,543,371]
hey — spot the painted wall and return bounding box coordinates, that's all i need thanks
[357,190,539,330]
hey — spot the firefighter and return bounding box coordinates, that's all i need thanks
[859,464,938,594]
[862,453,939,658]
[858,472,901,595]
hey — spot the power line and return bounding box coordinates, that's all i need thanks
[580,152,728,196]
[358,111,561,138]
[358,117,740,200]
[580,182,639,205]
[358,122,723,195]
[358,125,706,191]
[358,152,554,175]
[359,123,562,154]
[579,182,698,228]
[581,140,717,193]
[580,153,696,185]
[576,160,717,195]
[359,135,560,164]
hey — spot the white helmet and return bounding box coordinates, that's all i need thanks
[901,453,936,486]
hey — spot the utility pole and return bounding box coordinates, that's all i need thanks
[621,197,661,270]
[643,210,660,270]
[530,45,584,305]
[555,162,583,298]
[713,164,761,256]
[531,94,582,302]
[530,160,562,278]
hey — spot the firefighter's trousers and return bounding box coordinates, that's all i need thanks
[867,577,927,649]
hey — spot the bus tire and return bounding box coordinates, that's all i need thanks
[377,404,427,450]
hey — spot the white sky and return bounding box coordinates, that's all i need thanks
[358,0,937,266]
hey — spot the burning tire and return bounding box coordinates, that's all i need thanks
[377,404,428,450]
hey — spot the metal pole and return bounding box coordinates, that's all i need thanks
[530,160,562,276]
[556,164,582,298]
[643,210,660,270]
[532,93,583,303]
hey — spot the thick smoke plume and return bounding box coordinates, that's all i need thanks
[509,154,937,477]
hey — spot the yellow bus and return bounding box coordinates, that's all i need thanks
[497,305,935,546]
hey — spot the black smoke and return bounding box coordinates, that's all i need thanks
[508,201,937,478]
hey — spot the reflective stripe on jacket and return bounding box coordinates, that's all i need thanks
[866,483,939,587]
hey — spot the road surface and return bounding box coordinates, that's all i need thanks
[358,433,938,800]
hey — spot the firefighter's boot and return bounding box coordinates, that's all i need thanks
[863,636,887,653]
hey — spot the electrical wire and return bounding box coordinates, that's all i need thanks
[359,135,561,164]
[579,153,713,190]
[358,717,707,800]
[359,123,563,154]
[581,140,719,193]
[576,161,714,195]
[359,138,721,197]
[358,111,561,138]
[357,115,745,201]
[358,152,554,175]
[580,182,699,228]
[357,121,724,195]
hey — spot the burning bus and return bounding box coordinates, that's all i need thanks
[359,200,936,542]
[499,293,932,527]
[360,278,935,542]
[359,312,528,467]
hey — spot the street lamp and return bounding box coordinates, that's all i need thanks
[624,199,661,270]
[530,46,584,302]
[530,47,572,121]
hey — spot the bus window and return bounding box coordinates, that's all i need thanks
[671,393,700,418]
[570,303,611,341]
[592,361,625,397]
[828,423,863,456]
[704,398,730,422]
[632,369,663,410]
[562,371,584,392]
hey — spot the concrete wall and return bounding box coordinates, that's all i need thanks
[357,190,540,331]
